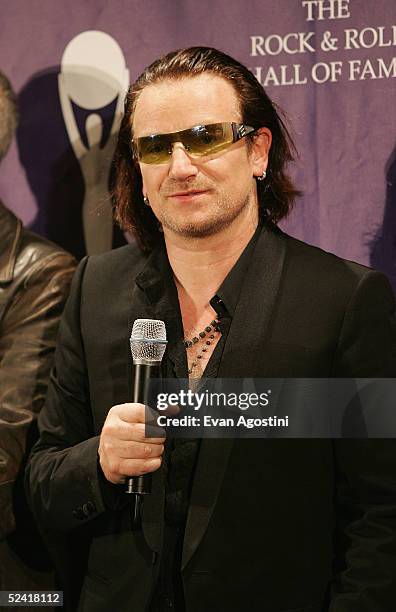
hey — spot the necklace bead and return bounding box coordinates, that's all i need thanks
[184,318,221,374]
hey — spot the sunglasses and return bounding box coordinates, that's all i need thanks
[132,122,256,165]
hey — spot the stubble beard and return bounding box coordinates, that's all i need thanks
[158,192,252,239]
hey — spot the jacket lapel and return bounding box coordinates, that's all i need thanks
[217,224,287,379]
[182,225,287,569]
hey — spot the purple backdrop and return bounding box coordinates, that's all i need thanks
[0,0,395,285]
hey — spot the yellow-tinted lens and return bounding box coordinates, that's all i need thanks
[136,135,172,164]
[181,123,234,156]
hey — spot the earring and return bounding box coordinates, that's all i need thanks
[143,195,150,206]
[256,170,267,182]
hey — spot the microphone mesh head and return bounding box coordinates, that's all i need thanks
[130,319,167,364]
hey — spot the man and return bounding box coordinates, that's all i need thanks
[26,47,396,612]
[0,71,76,596]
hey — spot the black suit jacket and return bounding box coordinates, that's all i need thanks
[26,225,396,612]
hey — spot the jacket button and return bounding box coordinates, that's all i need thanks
[72,507,85,520]
[83,501,96,516]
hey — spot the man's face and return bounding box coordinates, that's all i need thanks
[132,74,270,239]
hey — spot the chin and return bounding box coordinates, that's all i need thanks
[164,215,234,238]
[161,206,246,238]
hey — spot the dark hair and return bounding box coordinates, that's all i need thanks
[0,71,19,163]
[111,46,301,252]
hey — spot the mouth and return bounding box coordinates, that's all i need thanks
[168,190,209,200]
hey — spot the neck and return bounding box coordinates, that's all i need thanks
[164,202,259,309]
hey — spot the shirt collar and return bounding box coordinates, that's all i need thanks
[135,222,263,318]
[210,222,263,318]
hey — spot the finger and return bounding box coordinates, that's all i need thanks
[106,419,165,443]
[114,403,146,423]
[106,440,164,460]
[119,456,162,477]
[144,423,166,439]
[116,403,164,425]
[113,404,166,439]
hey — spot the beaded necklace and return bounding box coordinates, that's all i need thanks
[184,319,220,375]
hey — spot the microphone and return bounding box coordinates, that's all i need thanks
[125,319,167,527]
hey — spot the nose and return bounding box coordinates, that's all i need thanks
[167,142,199,181]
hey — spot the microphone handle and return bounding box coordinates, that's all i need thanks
[125,363,159,494]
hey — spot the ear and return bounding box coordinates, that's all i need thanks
[250,128,272,178]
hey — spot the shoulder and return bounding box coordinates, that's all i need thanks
[20,229,76,270]
[266,226,395,310]
[1,226,76,294]
[73,241,150,300]
[280,229,369,280]
[278,227,390,292]
[0,203,75,284]
[83,241,148,280]
[85,241,147,269]
[13,230,76,297]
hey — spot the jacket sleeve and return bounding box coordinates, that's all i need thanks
[25,257,124,534]
[0,252,76,539]
[330,270,396,611]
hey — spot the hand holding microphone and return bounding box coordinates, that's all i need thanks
[98,319,167,528]
[98,401,165,485]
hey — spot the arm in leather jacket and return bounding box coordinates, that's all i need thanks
[0,242,76,539]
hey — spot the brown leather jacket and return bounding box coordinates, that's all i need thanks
[0,202,76,539]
